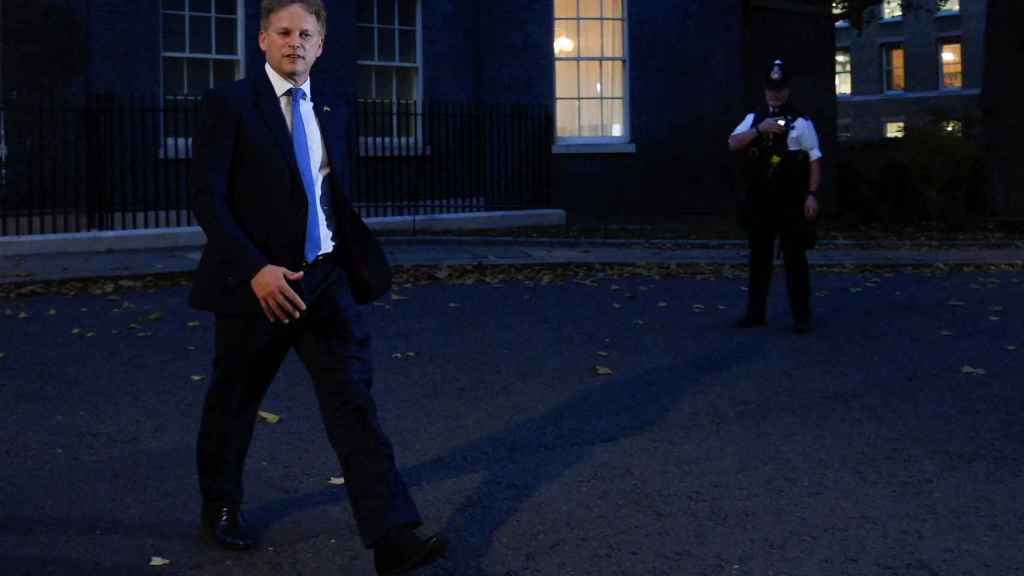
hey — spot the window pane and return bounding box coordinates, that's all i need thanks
[375,66,395,100]
[163,57,186,95]
[580,0,600,18]
[397,68,417,101]
[555,0,576,19]
[601,60,623,98]
[190,14,213,53]
[213,59,237,86]
[215,0,236,16]
[190,0,212,14]
[358,26,375,60]
[553,21,578,58]
[603,0,623,19]
[941,42,962,88]
[883,0,901,18]
[942,120,963,135]
[580,61,600,98]
[215,17,237,55]
[885,121,905,138]
[380,0,396,26]
[835,50,851,95]
[379,27,396,61]
[941,0,959,11]
[399,29,417,63]
[556,61,579,98]
[163,13,186,52]
[187,58,211,95]
[163,0,185,11]
[580,100,602,136]
[579,20,601,57]
[603,99,624,137]
[357,0,374,24]
[556,100,579,137]
[358,66,374,99]
[398,0,416,26]
[602,20,623,57]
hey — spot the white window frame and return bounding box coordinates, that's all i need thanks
[553,0,631,147]
[938,37,963,91]
[835,48,852,96]
[882,0,903,20]
[159,0,246,158]
[884,118,906,139]
[356,0,424,156]
[882,43,905,94]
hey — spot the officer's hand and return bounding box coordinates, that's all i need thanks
[805,195,819,222]
[251,265,306,324]
[757,118,786,135]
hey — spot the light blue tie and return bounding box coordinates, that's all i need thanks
[289,87,320,262]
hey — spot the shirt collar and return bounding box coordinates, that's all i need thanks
[265,61,312,102]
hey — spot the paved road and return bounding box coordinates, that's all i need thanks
[1,270,1022,575]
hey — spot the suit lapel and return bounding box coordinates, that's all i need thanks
[313,101,354,211]
[253,72,300,179]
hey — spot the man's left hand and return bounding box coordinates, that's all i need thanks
[805,195,819,221]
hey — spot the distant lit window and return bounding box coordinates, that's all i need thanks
[939,0,960,13]
[161,0,243,98]
[883,0,902,19]
[833,4,849,27]
[940,40,963,89]
[835,49,852,95]
[885,121,906,139]
[883,44,905,93]
[941,120,963,136]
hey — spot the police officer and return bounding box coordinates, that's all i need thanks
[729,59,821,334]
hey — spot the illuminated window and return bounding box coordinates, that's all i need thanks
[883,0,902,19]
[939,0,960,13]
[941,120,963,136]
[833,3,849,27]
[885,121,905,139]
[883,44,905,92]
[554,0,628,141]
[835,49,852,95]
[940,40,963,89]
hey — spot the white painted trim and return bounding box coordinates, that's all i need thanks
[552,143,636,154]
[838,88,980,102]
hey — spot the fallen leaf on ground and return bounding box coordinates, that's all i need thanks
[391,293,409,301]
[448,303,461,308]
[947,300,966,306]
[990,306,1005,312]
[149,557,170,566]
[187,321,201,327]
[610,285,622,291]
[594,365,614,376]
[1006,345,1018,351]
[17,312,29,319]
[717,305,728,310]
[257,411,281,424]
[146,312,162,321]
[0,352,6,359]
[939,330,954,336]
[960,365,987,376]
[47,309,57,316]
[328,476,346,485]
[404,352,416,358]
[849,288,863,294]
[657,301,669,308]
[391,353,404,359]
[989,316,1001,321]
[191,375,205,382]
[137,332,153,337]
[632,320,645,326]
[186,345,197,351]
[611,303,622,309]
[596,351,610,357]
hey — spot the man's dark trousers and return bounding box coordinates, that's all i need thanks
[745,193,811,323]
[196,260,421,548]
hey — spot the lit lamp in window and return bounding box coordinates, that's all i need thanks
[941,50,956,63]
[553,34,575,56]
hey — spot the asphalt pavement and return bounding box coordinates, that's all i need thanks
[1,264,1022,575]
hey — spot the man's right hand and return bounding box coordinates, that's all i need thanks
[250,265,306,323]
[757,117,786,135]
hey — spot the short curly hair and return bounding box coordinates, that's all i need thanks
[261,0,327,37]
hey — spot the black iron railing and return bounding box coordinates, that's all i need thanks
[0,95,552,236]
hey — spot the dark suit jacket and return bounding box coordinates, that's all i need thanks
[189,71,389,315]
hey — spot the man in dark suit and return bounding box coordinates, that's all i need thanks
[189,2,445,573]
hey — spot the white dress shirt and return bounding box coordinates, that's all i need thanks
[265,62,335,257]
[732,112,823,162]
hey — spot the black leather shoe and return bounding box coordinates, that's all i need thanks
[374,526,447,576]
[200,504,256,551]
[792,319,812,334]
[735,314,767,328]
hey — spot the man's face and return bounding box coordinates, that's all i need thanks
[259,4,324,85]
[764,86,789,110]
